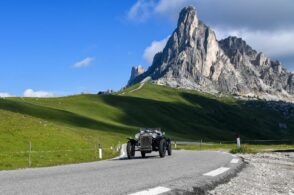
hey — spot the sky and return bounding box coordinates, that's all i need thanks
[0,0,293,97]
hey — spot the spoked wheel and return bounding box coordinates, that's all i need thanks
[127,141,135,159]
[159,139,167,158]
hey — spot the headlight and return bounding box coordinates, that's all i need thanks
[135,133,140,140]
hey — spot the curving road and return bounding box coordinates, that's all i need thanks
[0,150,243,195]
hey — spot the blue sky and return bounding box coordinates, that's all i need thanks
[1,0,293,97]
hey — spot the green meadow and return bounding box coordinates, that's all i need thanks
[0,83,293,170]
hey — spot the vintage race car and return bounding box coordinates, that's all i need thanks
[126,128,172,159]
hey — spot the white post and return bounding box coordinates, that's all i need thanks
[29,141,32,167]
[98,144,102,159]
[237,136,241,149]
[117,141,120,152]
[174,141,177,149]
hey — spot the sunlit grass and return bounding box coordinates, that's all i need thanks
[0,83,293,170]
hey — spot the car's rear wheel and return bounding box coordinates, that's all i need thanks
[141,151,146,158]
[167,142,172,156]
[159,139,166,158]
[127,141,135,159]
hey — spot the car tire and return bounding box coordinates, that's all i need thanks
[167,142,172,156]
[159,139,166,158]
[127,141,135,159]
[141,151,146,158]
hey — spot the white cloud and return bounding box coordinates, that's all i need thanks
[0,92,12,98]
[73,57,95,68]
[128,0,195,22]
[23,89,56,98]
[215,28,294,58]
[129,0,294,30]
[127,0,155,22]
[155,0,196,20]
[143,36,169,64]
[129,0,294,68]
[153,0,294,30]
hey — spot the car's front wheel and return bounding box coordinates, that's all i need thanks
[127,141,135,159]
[159,139,166,158]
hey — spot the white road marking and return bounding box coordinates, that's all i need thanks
[230,158,239,163]
[203,167,230,177]
[129,186,171,195]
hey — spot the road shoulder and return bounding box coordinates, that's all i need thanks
[208,152,294,195]
[161,152,245,195]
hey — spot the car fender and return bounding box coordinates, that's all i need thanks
[127,138,137,145]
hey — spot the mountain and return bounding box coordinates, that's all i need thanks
[128,65,145,86]
[128,6,294,102]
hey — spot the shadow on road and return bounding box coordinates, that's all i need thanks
[112,155,161,161]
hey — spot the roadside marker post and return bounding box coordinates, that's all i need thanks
[28,141,32,167]
[236,135,241,149]
[174,141,177,149]
[98,144,102,159]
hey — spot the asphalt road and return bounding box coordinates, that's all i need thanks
[0,150,242,195]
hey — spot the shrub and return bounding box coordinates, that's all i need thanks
[230,145,256,154]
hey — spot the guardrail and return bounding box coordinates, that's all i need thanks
[172,139,294,150]
[173,139,294,145]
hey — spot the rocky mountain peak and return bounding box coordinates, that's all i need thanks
[177,6,198,29]
[127,6,294,102]
[219,36,257,57]
[127,65,145,85]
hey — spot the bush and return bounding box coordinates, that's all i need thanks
[230,145,256,154]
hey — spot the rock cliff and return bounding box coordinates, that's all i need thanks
[128,6,294,102]
[128,65,145,86]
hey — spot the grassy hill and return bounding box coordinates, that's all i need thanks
[0,83,293,169]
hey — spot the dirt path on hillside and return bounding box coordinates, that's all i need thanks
[119,83,144,95]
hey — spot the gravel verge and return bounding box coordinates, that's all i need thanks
[208,152,294,195]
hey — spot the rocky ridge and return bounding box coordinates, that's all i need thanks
[128,65,145,86]
[128,6,294,102]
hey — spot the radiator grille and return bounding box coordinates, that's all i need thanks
[140,135,152,148]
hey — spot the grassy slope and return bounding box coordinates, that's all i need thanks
[0,83,293,169]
